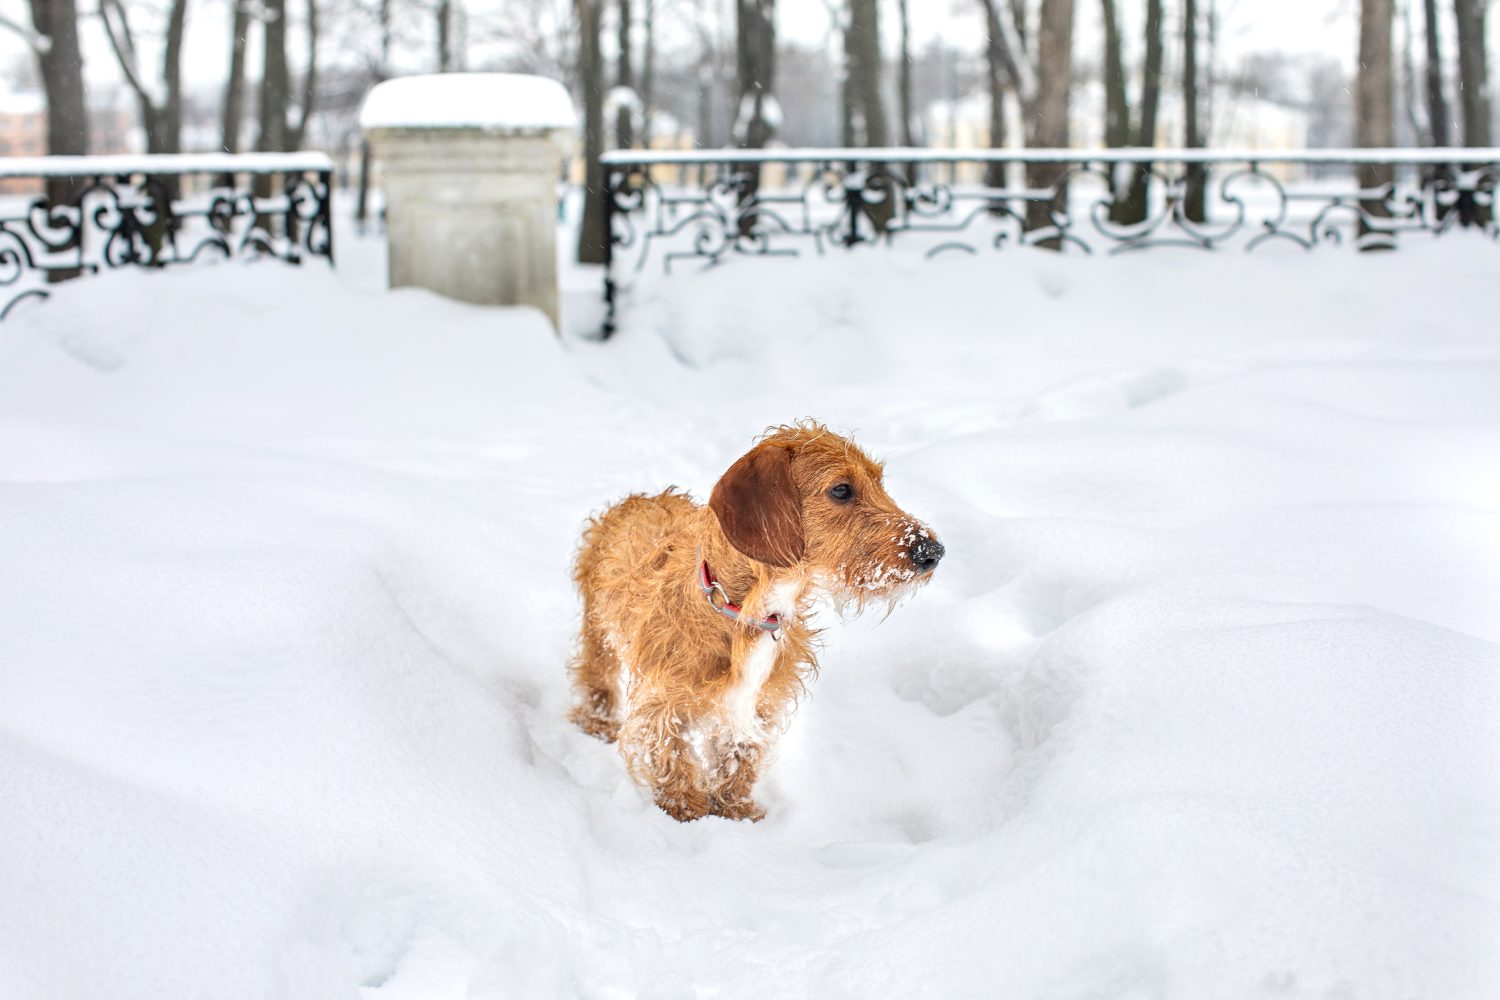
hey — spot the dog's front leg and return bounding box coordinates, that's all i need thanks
[618,698,713,822]
[710,739,767,821]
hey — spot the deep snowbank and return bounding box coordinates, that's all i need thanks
[1,241,1498,999]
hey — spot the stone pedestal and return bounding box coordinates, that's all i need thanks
[360,75,576,330]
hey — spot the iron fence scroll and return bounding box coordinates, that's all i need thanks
[0,153,335,321]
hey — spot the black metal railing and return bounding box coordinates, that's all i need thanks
[599,147,1500,337]
[0,152,334,320]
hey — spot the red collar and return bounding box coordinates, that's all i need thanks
[697,549,783,634]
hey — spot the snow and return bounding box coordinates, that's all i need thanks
[0,151,335,178]
[359,73,577,133]
[1,217,1499,998]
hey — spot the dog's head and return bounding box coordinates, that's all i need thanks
[709,421,942,608]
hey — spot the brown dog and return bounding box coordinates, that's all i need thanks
[569,421,943,821]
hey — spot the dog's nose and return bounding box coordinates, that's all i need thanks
[909,537,944,573]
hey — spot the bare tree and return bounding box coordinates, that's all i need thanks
[1357,0,1395,237]
[1182,0,1205,221]
[736,0,776,148]
[221,0,252,154]
[844,0,888,147]
[1398,0,1424,141]
[576,0,608,263]
[616,0,635,147]
[1118,0,1164,223]
[355,0,394,228]
[1453,0,1492,146]
[1030,0,1075,235]
[695,0,720,149]
[735,0,776,233]
[1423,0,1452,146]
[437,0,453,70]
[291,0,320,149]
[257,0,290,152]
[99,0,191,154]
[978,0,1077,236]
[641,0,655,145]
[897,0,916,149]
[478,0,575,80]
[14,1,87,158]
[832,0,853,146]
[1101,0,1128,149]
[979,0,1009,189]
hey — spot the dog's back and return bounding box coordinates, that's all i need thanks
[574,489,696,596]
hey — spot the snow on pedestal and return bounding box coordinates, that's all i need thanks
[360,73,577,328]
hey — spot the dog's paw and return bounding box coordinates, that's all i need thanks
[654,788,713,823]
[568,704,620,743]
[713,798,767,823]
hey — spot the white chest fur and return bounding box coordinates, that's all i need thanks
[721,577,802,742]
[724,632,778,741]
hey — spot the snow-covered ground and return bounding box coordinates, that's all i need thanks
[2,225,1498,999]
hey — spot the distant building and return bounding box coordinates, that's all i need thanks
[0,90,139,195]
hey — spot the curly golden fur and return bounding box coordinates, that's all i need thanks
[569,421,943,821]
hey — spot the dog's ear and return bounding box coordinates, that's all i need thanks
[709,443,805,568]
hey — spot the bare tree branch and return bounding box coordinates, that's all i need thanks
[98,0,156,109]
[980,0,1035,106]
[0,12,51,53]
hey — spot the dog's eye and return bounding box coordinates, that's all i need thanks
[828,483,855,503]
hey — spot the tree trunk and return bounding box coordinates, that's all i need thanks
[846,0,888,146]
[1100,0,1131,222]
[697,9,715,152]
[642,0,655,146]
[258,0,290,153]
[981,0,1009,191]
[897,0,916,149]
[576,0,609,264]
[1357,0,1395,237]
[27,0,87,158]
[355,0,392,230]
[438,0,453,71]
[1454,0,1492,147]
[1119,0,1163,224]
[1101,0,1128,148]
[26,0,87,280]
[840,7,856,148]
[735,0,775,234]
[846,0,891,230]
[1423,0,1451,146]
[160,0,187,154]
[1138,0,1164,145]
[736,0,776,148]
[1025,0,1074,238]
[616,0,634,147]
[292,0,319,149]
[221,0,251,154]
[1398,0,1423,141]
[1182,0,1205,222]
[254,0,289,232]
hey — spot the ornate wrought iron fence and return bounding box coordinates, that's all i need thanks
[598,147,1500,337]
[0,152,334,320]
